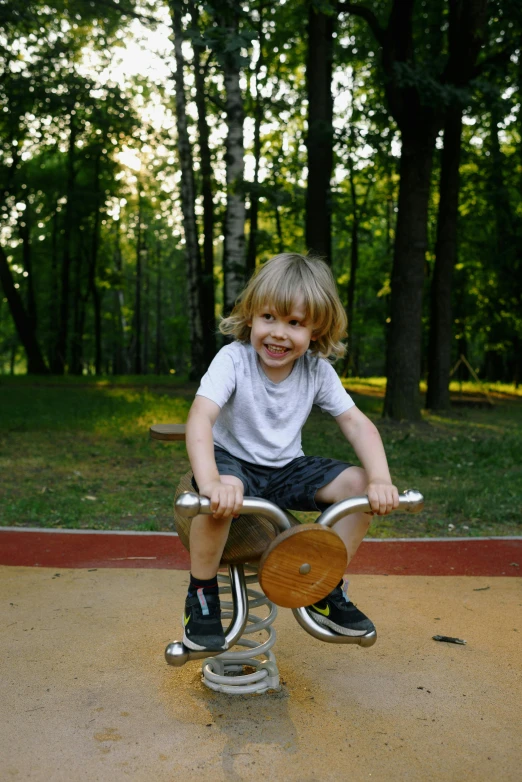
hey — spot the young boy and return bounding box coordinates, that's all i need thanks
[182,253,399,652]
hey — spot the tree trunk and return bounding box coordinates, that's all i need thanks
[221,14,247,315]
[383,125,438,420]
[54,117,78,374]
[246,110,261,276]
[134,189,143,375]
[305,4,335,263]
[489,103,514,254]
[69,237,85,376]
[426,108,463,411]
[346,213,358,339]
[88,150,103,375]
[0,245,48,373]
[48,202,60,370]
[340,210,359,378]
[246,7,265,275]
[425,0,487,409]
[344,0,486,420]
[18,198,37,336]
[346,146,361,344]
[155,243,162,375]
[275,202,284,253]
[169,0,205,378]
[112,222,127,374]
[513,336,520,389]
[190,2,216,365]
[143,246,150,375]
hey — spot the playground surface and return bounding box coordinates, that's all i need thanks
[1,530,521,782]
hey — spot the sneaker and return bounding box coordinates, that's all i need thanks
[182,588,228,651]
[307,582,375,637]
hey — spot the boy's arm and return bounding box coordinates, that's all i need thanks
[185,395,243,519]
[335,406,399,515]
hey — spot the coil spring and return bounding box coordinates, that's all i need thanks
[201,568,280,695]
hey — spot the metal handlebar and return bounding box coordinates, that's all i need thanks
[316,488,424,528]
[175,491,293,533]
[175,488,424,530]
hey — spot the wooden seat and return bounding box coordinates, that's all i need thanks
[174,470,287,565]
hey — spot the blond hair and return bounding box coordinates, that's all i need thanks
[220,253,347,359]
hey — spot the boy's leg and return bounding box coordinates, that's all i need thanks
[183,475,242,651]
[189,473,244,576]
[314,465,371,567]
[310,466,375,636]
[189,514,233,579]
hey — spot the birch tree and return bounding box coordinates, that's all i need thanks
[211,1,248,315]
[169,0,206,379]
[188,0,217,366]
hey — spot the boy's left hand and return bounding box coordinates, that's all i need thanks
[366,480,399,515]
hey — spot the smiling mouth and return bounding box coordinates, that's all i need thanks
[264,344,289,356]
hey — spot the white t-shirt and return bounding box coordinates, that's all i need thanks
[196,341,354,467]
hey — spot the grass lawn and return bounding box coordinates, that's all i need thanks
[0,376,521,538]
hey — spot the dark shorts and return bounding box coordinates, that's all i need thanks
[192,447,353,513]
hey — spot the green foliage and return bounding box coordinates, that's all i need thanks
[0,0,520,385]
[0,0,193,375]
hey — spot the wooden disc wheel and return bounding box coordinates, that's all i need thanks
[258,524,347,608]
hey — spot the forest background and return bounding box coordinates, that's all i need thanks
[1,0,521,535]
[1,0,521,422]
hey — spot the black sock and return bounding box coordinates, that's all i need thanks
[188,573,219,597]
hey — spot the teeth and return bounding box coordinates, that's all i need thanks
[266,345,287,354]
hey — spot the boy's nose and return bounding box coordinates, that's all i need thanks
[270,321,286,338]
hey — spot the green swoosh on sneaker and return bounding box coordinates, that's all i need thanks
[311,604,330,617]
[183,612,190,626]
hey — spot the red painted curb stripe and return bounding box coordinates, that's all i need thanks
[0,530,520,576]
[0,530,190,570]
[350,539,521,576]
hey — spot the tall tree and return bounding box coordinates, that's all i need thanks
[481,89,522,381]
[426,0,488,411]
[341,1,484,419]
[306,0,336,263]
[169,0,206,379]
[0,27,49,371]
[0,246,49,373]
[246,2,268,274]
[54,96,80,374]
[189,1,217,365]
[213,2,248,314]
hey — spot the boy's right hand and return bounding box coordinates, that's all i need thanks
[199,480,244,520]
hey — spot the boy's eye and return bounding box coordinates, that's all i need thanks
[262,313,273,321]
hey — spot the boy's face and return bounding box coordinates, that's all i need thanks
[248,299,316,383]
